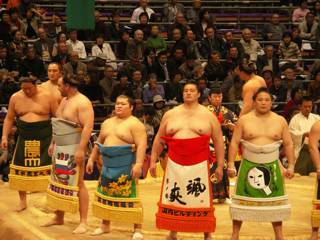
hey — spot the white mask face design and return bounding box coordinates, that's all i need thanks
[247,167,266,189]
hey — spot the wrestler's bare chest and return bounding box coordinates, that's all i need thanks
[242,119,282,142]
[103,119,134,145]
[15,94,50,117]
[56,99,80,124]
[166,113,211,137]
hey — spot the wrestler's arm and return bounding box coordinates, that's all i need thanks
[150,111,169,177]
[309,122,320,177]
[76,99,94,164]
[210,113,225,169]
[131,119,148,179]
[86,122,106,174]
[281,116,295,178]
[1,94,16,149]
[239,85,253,117]
[228,117,243,176]
[49,95,59,117]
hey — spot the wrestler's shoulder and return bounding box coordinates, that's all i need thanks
[77,93,93,105]
[271,112,287,124]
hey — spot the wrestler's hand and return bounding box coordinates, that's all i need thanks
[1,138,8,150]
[131,163,142,179]
[86,159,94,174]
[149,162,157,178]
[285,168,294,179]
[48,143,54,157]
[75,148,85,165]
[227,167,237,178]
[214,166,223,183]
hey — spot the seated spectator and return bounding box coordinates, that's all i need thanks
[240,28,262,62]
[34,27,54,63]
[132,69,144,100]
[8,30,26,61]
[143,47,156,75]
[263,13,286,41]
[261,66,274,88]
[193,8,214,41]
[52,41,70,66]
[198,78,210,104]
[78,72,104,104]
[126,29,145,62]
[0,10,12,43]
[184,29,201,59]
[291,27,303,49]
[308,70,320,102]
[299,12,319,40]
[165,70,183,102]
[152,94,169,131]
[270,74,287,110]
[167,47,186,74]
[133,12,151,40]
[163,0,185,23]
[47,13,66,40]
[227,75,243,112]
[186,0,201,23]
[192,64,205,82]
[19,0,36,18]
[309,59,320,80]
[91,10,106,41]
[106,11,126,41]
[66,30,87,59]
[146,25,167,53]
[204,51,227,82]
[256,45,280,75]
[279,31,301,62]
[121,58,147,82]
[117,30,130,60]
[22,8,43,39]
[91,35,117,70]
[225,46,241,73]
[99,65,117,104]
[283,87,303,120]
[52,32,72,57]
[200,26,227,59]
[179,54,201,80]
[63,51,87,77]
[133,98,145,121]
[151,50,170,82]
[314,1,320,21]
[167,11,188,40]
[282,65,303,100]
[0,44,19,72]
[130,0,155,23]
[111,72,133,102]
[20,46,45,79]
[9,8,26,33]
[143,73,165,103]
[0,71,20,104]
[292,0,310,23]
[224,31,245,58]
[169,27,188,55]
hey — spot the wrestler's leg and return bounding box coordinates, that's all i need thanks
[272,221,284,240]
[166,231,177,240]
[41,210,64,227]
[73,163,88,234]
[311,227,319,240]
[204,232,212,240]
[231,220,242,240]
[15,191,27,212]
[131,223,143,240]
[91,220,110,236]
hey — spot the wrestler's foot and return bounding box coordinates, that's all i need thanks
[72,223,87,234]
[90,226,110,236]
[132,231,143,240]
[204,232,212,240]
[41,218,64,227]
[166,232,177,240]
[14,202,27,212]
[311,231,319,240]
[218,198,226,203]
[231,232,239,240]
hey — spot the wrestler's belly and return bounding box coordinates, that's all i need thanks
[19,112,50,122]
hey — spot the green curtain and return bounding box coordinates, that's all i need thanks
[66,0,94,30]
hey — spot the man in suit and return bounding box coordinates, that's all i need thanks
[63,51,87,77]
[256,45,280,76]
[33,27,54,63]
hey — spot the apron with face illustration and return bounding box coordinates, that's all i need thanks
[230,140,291,222]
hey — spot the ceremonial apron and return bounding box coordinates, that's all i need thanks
[92,143,143,224]
[230,140,291,222]
[9,119,52,192]
[46,118,81,213]
[156,135,215,232]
